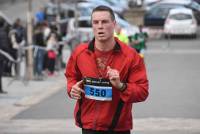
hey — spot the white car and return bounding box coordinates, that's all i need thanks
[164,8,197,38]
[66,16,93,50]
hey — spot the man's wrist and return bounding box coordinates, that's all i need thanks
[117,82,127,92]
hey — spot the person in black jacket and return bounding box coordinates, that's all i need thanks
[33,22,46,80]
[0,17,10,93]
[10,18,26,76]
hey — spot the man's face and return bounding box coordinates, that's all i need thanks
[92,11,116,42]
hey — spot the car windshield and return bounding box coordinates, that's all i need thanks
[169,13,192,20]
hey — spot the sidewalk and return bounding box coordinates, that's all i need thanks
[0,0,68,121]
[0,72,66,121]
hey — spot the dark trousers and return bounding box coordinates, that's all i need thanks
[82,129,130,134]
[47,58,55,73]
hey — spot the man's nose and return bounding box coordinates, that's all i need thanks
[97,22,103,28]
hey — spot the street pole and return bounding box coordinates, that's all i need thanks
[27,0,33,80]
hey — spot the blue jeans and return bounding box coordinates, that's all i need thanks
[34,48,45,76]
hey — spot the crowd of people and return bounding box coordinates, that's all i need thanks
[33,21,63,80]
[1,2,148,95]
[0,9,64,93]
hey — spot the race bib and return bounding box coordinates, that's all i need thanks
[83,77,112,101]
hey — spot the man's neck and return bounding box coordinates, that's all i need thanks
[95,38,115,52]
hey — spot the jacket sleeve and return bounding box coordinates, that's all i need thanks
[120,53,149,103]
[64,52,82,98]
[64,45,86,97]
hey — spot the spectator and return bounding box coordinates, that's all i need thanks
[35,7,45,23]
[33,23,46,80]
[9,18,26,76]
[0,17,10,93]
[114,24,129,44]
[46,32,58,76]
[130,25,148,58]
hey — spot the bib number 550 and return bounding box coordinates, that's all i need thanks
[90,88,106,97]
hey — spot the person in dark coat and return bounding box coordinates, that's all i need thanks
[0,17,10,93]
[10,18,26,77]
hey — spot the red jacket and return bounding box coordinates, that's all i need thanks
[65,38,149,131]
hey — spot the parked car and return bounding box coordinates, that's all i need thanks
[67,16,93,47]
[164,8,197,38]
[144,0,200,26]
[143,0,161,10]
[144,4,182,26]
[62,16,93,64]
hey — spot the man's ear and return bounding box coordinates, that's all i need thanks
[113,20,117,26]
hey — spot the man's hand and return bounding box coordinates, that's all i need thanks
[107,66,124,91]
[70,80,85,100]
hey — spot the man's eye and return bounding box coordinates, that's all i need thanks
[103,20,109,23]
[93,21,98,24]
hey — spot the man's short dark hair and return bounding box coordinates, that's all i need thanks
[92,5,115,21]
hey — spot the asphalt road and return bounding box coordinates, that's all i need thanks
[11,38,200,134]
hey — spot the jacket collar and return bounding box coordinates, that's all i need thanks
[88,37,121,52]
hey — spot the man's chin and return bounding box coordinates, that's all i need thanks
[96,37,107,42]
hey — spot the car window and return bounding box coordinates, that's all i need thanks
[169,13,192,20]
[149,7,169,18]
[78,20,91,28]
